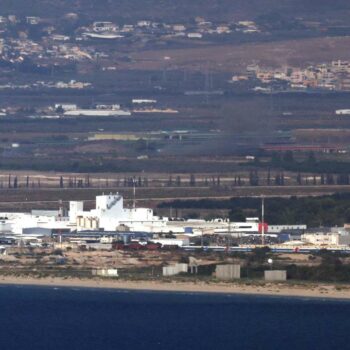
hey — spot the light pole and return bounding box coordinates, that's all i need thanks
[268,258,273,270]
[132,177,136,209]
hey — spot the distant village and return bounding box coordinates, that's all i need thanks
[0,13,260,76]
[231,60,350,92]
[1,13,350,95]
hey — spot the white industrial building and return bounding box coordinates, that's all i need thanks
[71,193,168,232]
[165,217,261,236]
[0,212,71,235]
[0,194,168,236]
[0,193,328,245]
[55,103,77,111]
[301,230,350,246]
[92,21,118,32]
[335,109,350,115]
[64,108,131,117]
[132,99,157,104]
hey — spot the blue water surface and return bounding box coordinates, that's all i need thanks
[0,284,348,350]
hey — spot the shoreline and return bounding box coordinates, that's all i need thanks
[0,276,350,300]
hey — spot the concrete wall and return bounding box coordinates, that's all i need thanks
[215,264,241,280]
[163,263,188,276]
[92,268,118,277]
[264,270,287,281]
[175,263,188,273]
[163,266,176,276]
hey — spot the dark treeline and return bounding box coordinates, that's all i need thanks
[1,175,151,189]
[0,174,219,189]
[257,151,350,175]
[158,193,350,227]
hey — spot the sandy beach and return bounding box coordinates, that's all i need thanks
[0,276,349,300]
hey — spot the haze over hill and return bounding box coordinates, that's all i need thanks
[2,0,350,21]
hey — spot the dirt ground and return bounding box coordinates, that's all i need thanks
[118,36,350,72]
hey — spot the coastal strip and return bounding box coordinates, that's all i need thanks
[0,276,349,300]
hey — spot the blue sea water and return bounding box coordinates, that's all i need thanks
[0,285,349,350]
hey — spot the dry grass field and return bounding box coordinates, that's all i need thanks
[0,184,349,212]
[117,36,350,72]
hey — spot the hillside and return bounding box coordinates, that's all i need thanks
[2,0,350,22]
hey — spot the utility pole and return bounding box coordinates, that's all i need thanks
[261,196,265,246]
[133,178,136,209]
[227,219,231,253]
